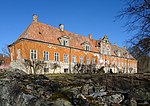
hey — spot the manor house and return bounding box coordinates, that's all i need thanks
[8,15,137,73]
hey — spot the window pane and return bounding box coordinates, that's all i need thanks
[64,54,68,63]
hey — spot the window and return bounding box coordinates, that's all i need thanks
[102,47,105,54]
[64,68,68,73]
[30,50,37,59]
[54,52,59,61]
[107,49,110,55]
[72,55,76,63]
[63,40,68,46]
[17,49,21,60]
[86,57,90,64]
[64,54,68,63]
[85,45,90,51]
[80,56,83,64]
[44,68,49,72]
[92,58,95,64]
[43,51,49,61]
[98,58,100,65]
[118,50,121,57]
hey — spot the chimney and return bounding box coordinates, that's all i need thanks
[32,14,38,22]
[114,43,116,46]
[123,46,126,49]
[88,34,92,39]
[59,24,64,31]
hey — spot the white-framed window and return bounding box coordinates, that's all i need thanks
[107,49,110,55]
[98,58,100,65]
[72,55,76,63]
[86,57,90,64]
[118,50,121,57]
[92,58,95,64]
[85,45,90,51]
[17,49,21,60]
[80,56,83,64]
[30,50,37,60]
[43,51,49,61]
[64,54,68,63]
[63,39,68,46]
[102,47,105,54]
[54,52,59,61]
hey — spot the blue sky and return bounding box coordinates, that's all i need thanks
[0,0,130,53]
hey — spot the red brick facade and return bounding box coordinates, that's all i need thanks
[8,15,137,73]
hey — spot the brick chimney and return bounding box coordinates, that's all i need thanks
[123,46,126,49]
[59,24,64,31]
[32,14,38,22]
[88,34,92,39]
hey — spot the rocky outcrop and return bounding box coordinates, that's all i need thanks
[0,70,150,106]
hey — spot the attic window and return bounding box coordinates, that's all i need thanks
[85,45,90,51]
[117,50,121,57]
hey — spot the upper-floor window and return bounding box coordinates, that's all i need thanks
[102,47,105,54]
[72,55,76,63]
[54,52,59,61]
[64,54,68,63]
[107,49,110,55]
[80,56,83,64]
[85,45,90,51]
[30,50,37,60]
[17,49,21,60]
[43,51,49,61]
[86,57,90,64]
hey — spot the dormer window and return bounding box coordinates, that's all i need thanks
[86,45,90,51]
[118,50,121,57]
[81,41,90,51]
[58,35,70,46]
[63,39,68,46]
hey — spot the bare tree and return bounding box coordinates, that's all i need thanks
[73,63,82,73]
[24,59,45,75]
[51,63,61,73]
[1,45,10,57]
[117,0,150,56]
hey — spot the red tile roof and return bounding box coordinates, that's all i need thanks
[18,21,99,52]
[17,21,135,59]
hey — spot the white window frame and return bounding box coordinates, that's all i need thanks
[17,49,21,60]
[92,58,95,64]
[98,58,100,65]
[64,54,68,63]
[80,56,83,64]
[43,51,49,61]
[72,55,76,63]
[86,57,90,64]
[63,39,68,46]
[85,45,90,51]
[118,51,121,57]
[30,49,37,60]
[102,47,105,54]
[54,52,59,61]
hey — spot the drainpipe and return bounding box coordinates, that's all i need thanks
[69,47,71,73]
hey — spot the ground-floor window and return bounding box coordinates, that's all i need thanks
[64,68,68,73]
[44,68,49,72]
